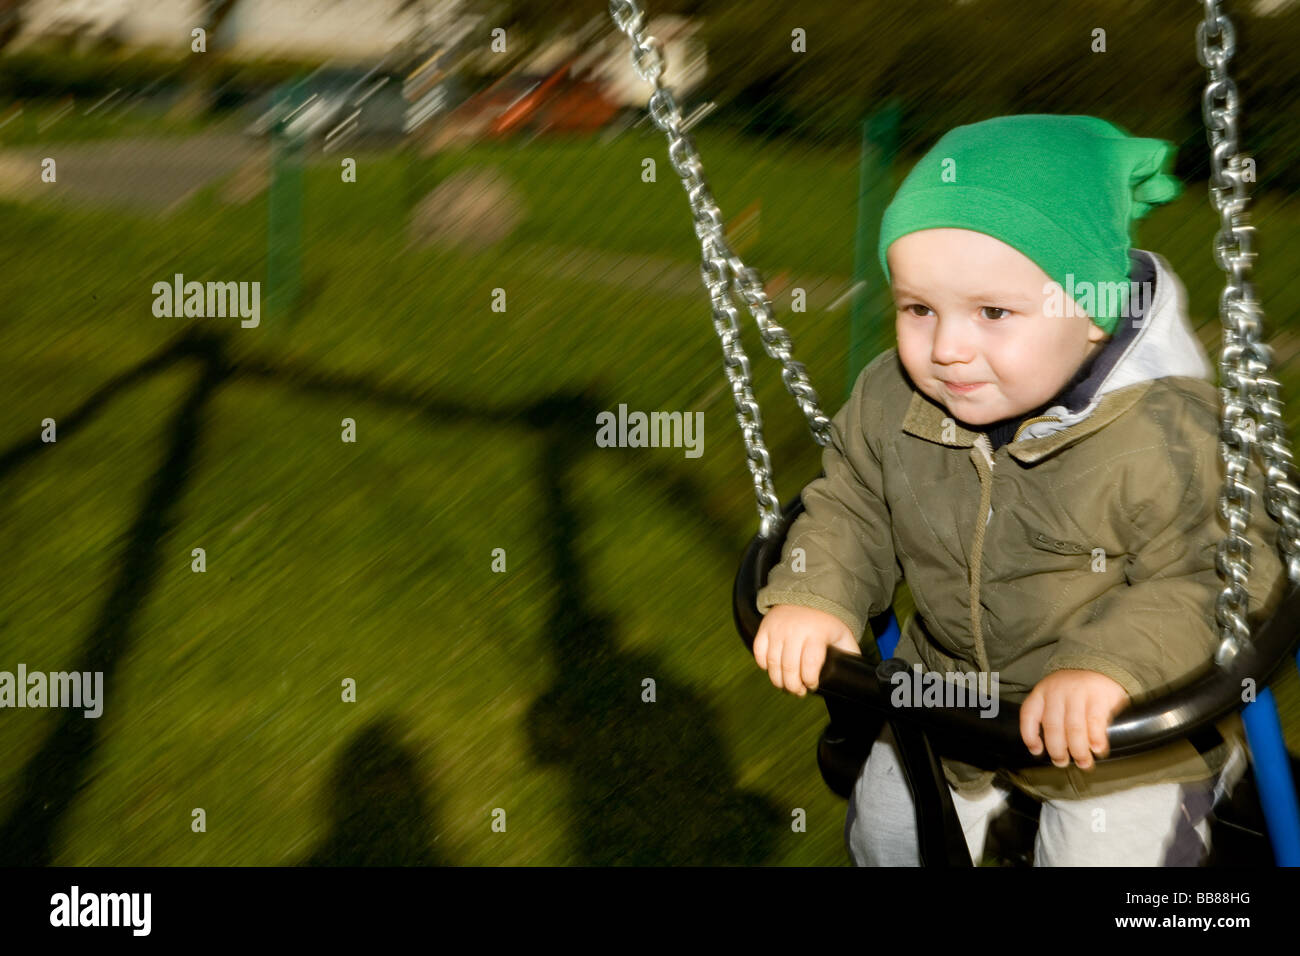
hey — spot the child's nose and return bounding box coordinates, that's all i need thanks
[930,314,975,365]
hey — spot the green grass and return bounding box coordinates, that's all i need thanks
[1,125,1297,865]
[0,98,214,147]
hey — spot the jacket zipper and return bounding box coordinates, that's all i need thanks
[966,416,1060,671]
[967,435,995,672]
[1013,414,1059,442]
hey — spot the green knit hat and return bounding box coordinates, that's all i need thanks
[877,114,1182,333]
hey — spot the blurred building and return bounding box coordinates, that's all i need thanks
[11,0,200,51]
[8,1,706,109]
[9,0,456,61]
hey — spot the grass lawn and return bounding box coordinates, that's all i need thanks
[1,122,1298,865]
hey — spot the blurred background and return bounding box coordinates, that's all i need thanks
[0,0,1297,866]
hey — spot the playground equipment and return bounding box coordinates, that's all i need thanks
[608,0,1300,865]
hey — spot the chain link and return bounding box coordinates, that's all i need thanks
[608,0,832,538]
[1198,0,1300,665]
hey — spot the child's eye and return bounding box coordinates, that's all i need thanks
[900,304,932,316]
[981,307,1011,320]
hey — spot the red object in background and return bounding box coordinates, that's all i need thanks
[537,77,620,133]
[453,57,620,139]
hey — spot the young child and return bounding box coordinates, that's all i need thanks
[752,114,1287,866]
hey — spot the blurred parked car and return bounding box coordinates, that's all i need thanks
[245,65,408,149]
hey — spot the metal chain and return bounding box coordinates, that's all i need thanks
[1198,0,1300,665]
[608,0,832,539]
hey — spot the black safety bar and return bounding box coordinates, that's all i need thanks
[734,492,1299,768]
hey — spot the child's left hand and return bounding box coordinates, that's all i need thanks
[1019,670,1130,770]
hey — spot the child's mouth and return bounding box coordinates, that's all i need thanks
[941,379,986,394]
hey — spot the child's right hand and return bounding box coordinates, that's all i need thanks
[753,605,861,697]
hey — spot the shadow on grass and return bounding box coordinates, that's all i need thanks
[0,325,783,865]
[301,716,443,867]
[524,395,783,865]
[0,330,229,865]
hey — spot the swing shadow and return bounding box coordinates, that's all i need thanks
[0,325,784,866]
[0,329,232,865]
[522,394,783,865]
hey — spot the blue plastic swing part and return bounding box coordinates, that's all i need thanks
[1241,664,1300,866]
[871,611,1300,866]
[875,611,901,660]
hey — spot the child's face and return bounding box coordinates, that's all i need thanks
[888,228,1110,427]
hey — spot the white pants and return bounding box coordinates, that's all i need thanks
[845,722,1245,866]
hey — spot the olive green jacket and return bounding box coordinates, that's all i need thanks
[755,250,1287,801]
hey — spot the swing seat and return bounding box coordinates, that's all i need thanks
[734,484,1300,866]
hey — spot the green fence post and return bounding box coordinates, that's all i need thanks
[267,78,306,332]
[846,99,901,402]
